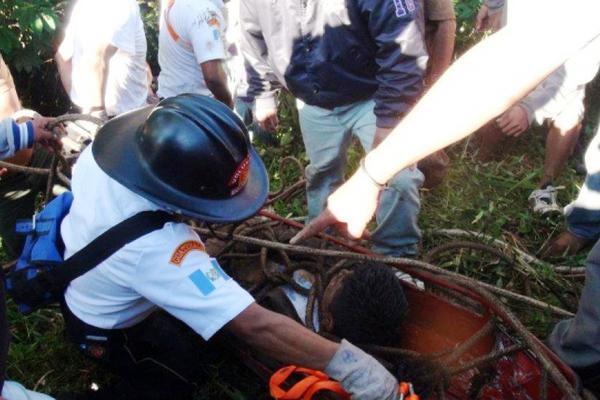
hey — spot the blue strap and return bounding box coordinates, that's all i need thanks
[15,219,54,235]
[15,220,33,235]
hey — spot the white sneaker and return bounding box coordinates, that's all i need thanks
[528,185,562,214]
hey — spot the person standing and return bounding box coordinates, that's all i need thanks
[55,0,148,119]
[157,0,233,108]
[241,0,428,256]
[288,0,600,392]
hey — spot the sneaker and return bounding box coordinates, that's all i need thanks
[528,185,562,214]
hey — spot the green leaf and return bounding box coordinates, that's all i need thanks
[32,16,44,33]
[42,13,56,31]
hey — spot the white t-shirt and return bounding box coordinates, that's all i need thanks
[59,0,148,116]
[157,0,227,98]
[224,0,250,99]
[61,148,254,340]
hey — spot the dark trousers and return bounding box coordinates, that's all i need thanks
[0,271,9,393]
[0,148,53,258]
[61,302,222,400]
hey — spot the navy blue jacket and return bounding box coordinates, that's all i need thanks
[240,0,428,128]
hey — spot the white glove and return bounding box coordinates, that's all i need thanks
[325,340,399,400]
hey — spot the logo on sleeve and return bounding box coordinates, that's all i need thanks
[188,258,231,296]
[170,240,206,266]
[393,0,416,17]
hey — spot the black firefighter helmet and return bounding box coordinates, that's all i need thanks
[92,94,269,223]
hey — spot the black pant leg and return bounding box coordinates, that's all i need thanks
[61,303,221,400]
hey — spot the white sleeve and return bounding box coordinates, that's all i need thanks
[187,5,227,65]
[103,0,140,53]
[132,228,254,340]
[58,20,75,60]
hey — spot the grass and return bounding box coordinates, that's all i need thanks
[3,82,600,397]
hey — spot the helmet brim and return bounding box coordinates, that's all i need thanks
[92,105,269,223]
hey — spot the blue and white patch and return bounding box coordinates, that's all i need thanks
[393,0,416,18]
[188,258,231,296]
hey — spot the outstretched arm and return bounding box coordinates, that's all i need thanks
[227,303,399,399]
[291,0,600,242]
[227,303,337,369]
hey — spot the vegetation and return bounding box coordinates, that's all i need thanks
[1,0,599,398]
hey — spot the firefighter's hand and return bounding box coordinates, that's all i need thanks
[325,340,400,400]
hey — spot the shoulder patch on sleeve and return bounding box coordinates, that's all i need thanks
[170,240,206,266]
[188,258,231,296]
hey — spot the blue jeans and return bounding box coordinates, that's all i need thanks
[548,127,600,374]
[565,129,600,241]
[297,99,423,257]
[548,239,600,370]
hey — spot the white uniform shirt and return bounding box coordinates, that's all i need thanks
[157,0,227,98]
[59,0,148,116]
[61,148,254,340]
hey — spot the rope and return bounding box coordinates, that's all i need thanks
[197,227,573,318]
[429,228,583,275]
[210,220,579,399]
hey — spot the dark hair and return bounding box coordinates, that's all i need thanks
[329,262,409,346]
[393,356,445,400]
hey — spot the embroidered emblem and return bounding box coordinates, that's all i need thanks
[170,240,206,266]
[188,258,231,296]
[207,15,220,28]
[228,154,250,195]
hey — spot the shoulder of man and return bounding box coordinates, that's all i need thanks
[133,222,238,302]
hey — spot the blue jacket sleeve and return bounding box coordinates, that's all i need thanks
[364,0,428,128]
[0,118,34,160]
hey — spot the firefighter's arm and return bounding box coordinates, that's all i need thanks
[227,303,399,400]
[291,0,600,241]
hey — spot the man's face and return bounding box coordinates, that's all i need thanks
[319,269,353,333]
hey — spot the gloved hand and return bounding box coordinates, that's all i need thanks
[325,339,399,400]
